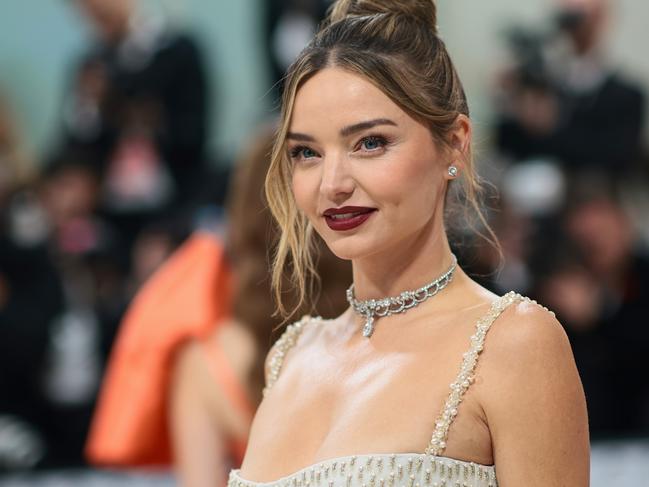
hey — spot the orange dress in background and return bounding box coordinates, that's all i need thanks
[86,231,252,467]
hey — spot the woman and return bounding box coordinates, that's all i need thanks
[230,1,589,486]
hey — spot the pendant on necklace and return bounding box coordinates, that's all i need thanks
[362,314,375,338]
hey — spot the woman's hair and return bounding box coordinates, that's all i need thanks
[227,124,351,404]
[266,0,496,317]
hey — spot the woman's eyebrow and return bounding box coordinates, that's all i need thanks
[340,118,397,137]
[287,118,397,142]
[287,132,315,142]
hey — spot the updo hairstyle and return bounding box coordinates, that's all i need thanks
[266,0,493,316]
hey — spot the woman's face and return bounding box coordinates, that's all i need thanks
[289,67,456,261]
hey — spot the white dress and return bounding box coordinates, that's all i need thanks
[229,292,536,487]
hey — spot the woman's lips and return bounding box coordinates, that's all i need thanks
[323,206,376,231]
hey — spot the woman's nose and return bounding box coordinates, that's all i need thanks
[319,154,355,203]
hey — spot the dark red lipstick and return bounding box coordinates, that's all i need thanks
[323,206,376,231]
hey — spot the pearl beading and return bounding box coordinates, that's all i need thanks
[263,316,312,397]
[229,453,497,487]
[426,291,524,456]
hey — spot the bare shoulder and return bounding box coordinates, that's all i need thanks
[172,320,257,404]
[264,315,323,386]
[172,339,204,384]
[477,296,590,485]
[479,296,580,412]
[485,296,573,365]
[218,320,258,376]
[172,320,259,408]
[218,319,257,349]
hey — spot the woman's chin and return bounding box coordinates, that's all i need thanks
[323,236,378,262]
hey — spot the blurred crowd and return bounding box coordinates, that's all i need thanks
[483,0,649,438]
[0,0,648,481]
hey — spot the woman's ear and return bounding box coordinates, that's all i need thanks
[450,114,471,158]
[444,114,471,179]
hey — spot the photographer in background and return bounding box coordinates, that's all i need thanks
[61,0,211,257]
[495,0,645,178]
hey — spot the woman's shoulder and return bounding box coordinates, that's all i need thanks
[476,294,589,483]
[173,320,258,399]
[486,293,569,359]
[264,315,326,392]
[217,319,258,367]
[477,292,581,410]
[266,311,341,352]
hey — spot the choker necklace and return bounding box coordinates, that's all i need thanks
[346,254,458,338]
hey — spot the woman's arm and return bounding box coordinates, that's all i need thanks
[481,300,590,486]
[170,323,258,487]
[169,341,231,487]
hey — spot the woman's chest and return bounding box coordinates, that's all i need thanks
[241,342,493,479]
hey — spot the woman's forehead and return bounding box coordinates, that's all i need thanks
[289,67,410,135]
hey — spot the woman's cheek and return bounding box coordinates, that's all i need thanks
[292,171,317,217]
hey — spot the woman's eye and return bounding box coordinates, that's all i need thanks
[289,146,318,160]
[359,136,386,152]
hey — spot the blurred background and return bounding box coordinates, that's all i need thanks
[0,0,648,485]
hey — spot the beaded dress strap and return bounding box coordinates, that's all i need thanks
[425,291,526,456]
[263,315,312,397]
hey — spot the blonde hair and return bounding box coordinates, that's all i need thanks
[266,0,497,317]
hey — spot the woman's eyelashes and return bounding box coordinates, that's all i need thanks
[354,134,390,154]
[289,145,319,162]
[288,134,393,163]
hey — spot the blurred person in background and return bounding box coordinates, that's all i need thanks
[564,190,649,436]
[85,125,351,487]
[38,159,112,467]
[28,153,130,468]
[494,0,645,177]
[1,145,179,471]
[265,0,331,94]
[0,203,65,471]
[61,0,211,255]
[490,0,649,440]
[127,218,189,294]
[0,92,65,471]
[533,185,649,437]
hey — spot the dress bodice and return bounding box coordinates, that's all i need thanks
[230,292,547,487]
[229,453,497,487]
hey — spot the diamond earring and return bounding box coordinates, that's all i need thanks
[448,165,459,178]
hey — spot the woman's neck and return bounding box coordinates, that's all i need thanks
[350,221,455,301]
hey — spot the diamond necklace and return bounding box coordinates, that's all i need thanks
[346,254,458,338]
